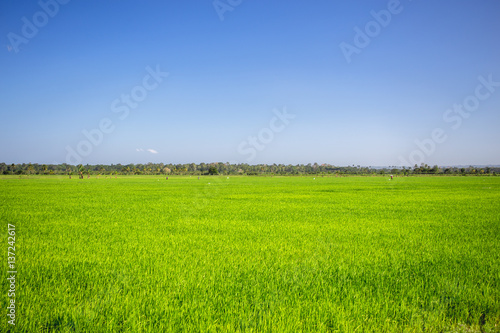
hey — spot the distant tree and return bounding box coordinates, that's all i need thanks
[27,163,34,176]
[208,166,218,175]
[78,164,85,179]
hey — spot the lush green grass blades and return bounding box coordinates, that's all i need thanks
[1,176,499,332]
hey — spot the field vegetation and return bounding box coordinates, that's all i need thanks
[1,175,499,332]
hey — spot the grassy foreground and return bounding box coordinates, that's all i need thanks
[1,175,499,332]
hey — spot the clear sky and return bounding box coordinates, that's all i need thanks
[1,0,499,166]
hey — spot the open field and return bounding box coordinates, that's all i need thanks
[1,176,499,332]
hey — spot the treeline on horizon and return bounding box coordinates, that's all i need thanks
[1,162,499,176]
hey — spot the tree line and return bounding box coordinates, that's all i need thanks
[1,162,498,176]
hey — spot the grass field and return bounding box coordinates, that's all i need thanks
[1,175,499,332]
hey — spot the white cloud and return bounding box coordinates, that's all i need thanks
[136,148,158,154]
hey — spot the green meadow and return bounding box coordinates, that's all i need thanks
[1,175,499,332]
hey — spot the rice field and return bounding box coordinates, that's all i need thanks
[1,175,499,332]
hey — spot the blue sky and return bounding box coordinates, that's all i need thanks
[1,0,499,166]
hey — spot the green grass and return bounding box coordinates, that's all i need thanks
[1,175,499,332]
